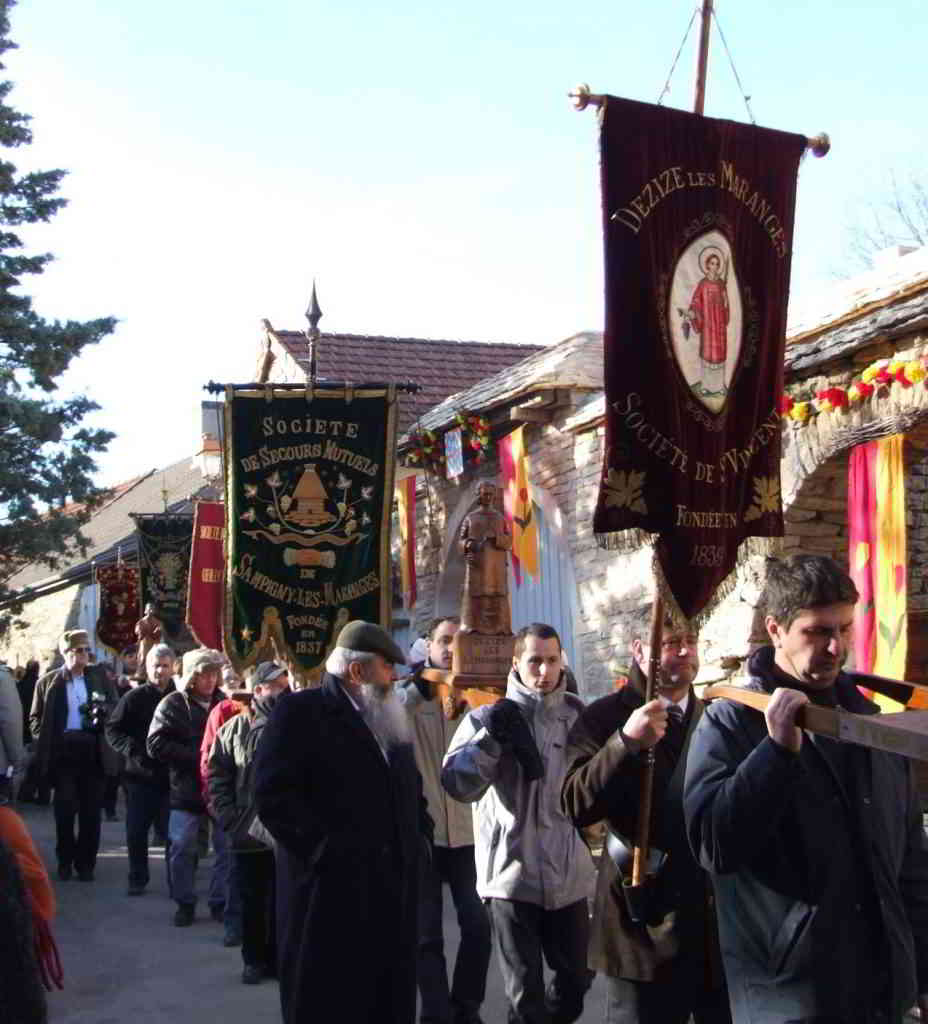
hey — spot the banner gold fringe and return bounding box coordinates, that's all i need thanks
[597,529,782,628]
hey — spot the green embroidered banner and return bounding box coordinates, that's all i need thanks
[132,513,194,648]
[223,386,398,677]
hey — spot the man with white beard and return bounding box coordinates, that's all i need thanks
[254,620,432,1024]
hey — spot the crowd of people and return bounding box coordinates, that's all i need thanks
[2,553,928,1024]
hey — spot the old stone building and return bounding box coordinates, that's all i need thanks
[399,246,928,699]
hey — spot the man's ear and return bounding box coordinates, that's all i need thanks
[765,615,781,648]
[631,637,646,670]
[346,660,365,685]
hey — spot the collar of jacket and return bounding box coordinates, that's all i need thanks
[746,644,879,715]
[251,693,278,721]
[321,670,357,710]
[505,668,566,717]
[182,687,223,711]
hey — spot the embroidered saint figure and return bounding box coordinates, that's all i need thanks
[683,247,730,398]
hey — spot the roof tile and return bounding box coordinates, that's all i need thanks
[272,330,545,434]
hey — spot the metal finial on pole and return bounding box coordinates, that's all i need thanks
[305,282,323,341]
[305,281,322,385]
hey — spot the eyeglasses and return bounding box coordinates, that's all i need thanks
[70,646,92,653]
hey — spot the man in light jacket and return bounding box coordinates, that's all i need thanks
[399,616,491,1024]
[442,622,595,1024]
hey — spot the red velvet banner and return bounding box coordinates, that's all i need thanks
[96,564,140,653]
[592,95,806,620]
[186,501,225,651]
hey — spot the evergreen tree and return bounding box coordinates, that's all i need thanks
[0,0,115,614]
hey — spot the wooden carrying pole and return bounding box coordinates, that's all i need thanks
[693,0,713,116]
[630,594,664,886]
[704,684,928,762]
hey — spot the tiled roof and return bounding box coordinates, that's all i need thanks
[271,329,545,435]
[7,456,219,594]
[399,331,604,442]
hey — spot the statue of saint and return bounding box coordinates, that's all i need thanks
[459,482,512,635]
[134,603,163,680]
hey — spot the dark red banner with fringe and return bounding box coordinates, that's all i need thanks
[592,95,806,620]
[96,564,140,653]
[186,501,225,651]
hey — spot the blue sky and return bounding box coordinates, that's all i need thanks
[7,0,927,484]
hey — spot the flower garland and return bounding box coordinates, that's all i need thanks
[405,412,492,476]
[454,411,491,463]
[406,427,446,475]
[780,355,928,424]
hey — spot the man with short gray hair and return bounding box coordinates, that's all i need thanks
[106,642,175,896]
[255,620,432,1024]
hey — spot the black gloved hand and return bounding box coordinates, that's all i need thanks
[413,672,431,701]
[485,699,544,781]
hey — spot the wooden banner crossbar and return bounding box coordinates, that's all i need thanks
[703,684,928,762]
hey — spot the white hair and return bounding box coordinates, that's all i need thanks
[325,646,375,678]
[146,643,175,676]
[359,683,410,748]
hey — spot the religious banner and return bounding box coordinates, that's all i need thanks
[592,95,807,620]
[848,436,917,709]
[132,513,194,646]
[186,500,225,650]
[224,385,398,675]
[95,563,140,653]
[499,426,538,582]
[396,476,417,610]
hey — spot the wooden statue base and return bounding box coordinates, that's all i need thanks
[420,631,514,717]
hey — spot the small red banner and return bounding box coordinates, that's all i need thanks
[186,501,225,650]
[96,564,140,653]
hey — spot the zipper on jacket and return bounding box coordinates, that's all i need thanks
[486,822,501,887]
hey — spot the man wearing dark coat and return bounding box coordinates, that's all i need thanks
[30,629,119,881]
[105,642,175,896]
[254,620,432,1024]
[685,554,928,1023]
[562,610,728,1024]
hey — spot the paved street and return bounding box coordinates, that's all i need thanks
[20,798,607,1023]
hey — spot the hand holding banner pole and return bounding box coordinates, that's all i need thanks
[630,594,664,889]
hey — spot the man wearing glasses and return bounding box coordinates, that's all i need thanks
[30,629,120,881]
[562,609,729,1024]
